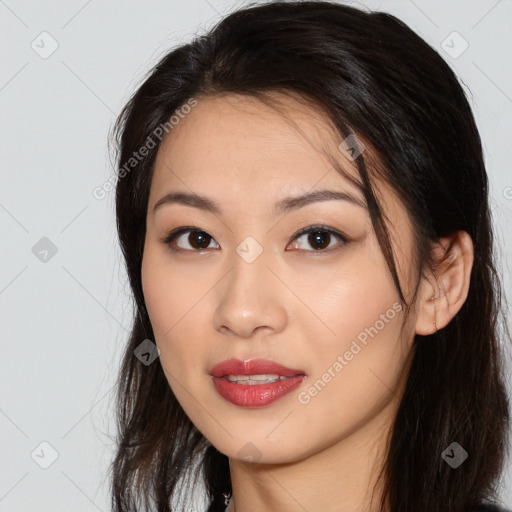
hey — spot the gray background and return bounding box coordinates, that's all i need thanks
[1,0,511,510]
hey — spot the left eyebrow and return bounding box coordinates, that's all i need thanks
[152,188,367,216]
[275,189,367,214]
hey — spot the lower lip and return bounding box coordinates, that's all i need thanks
[211,375,305,407]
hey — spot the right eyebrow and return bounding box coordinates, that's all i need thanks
[274,188,367,214]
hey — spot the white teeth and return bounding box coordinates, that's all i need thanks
[226,373,289,384]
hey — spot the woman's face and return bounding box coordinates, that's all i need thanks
[141,92,420,464]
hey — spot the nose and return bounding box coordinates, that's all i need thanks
[212,249,288,339]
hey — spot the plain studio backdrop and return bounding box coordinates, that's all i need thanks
[0,0,511,510]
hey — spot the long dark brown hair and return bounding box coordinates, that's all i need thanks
[108,1,511,511]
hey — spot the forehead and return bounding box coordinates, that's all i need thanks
[150,92,364,203]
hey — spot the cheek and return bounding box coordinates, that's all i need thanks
[290,249,408,408]
[142,244,200,334]
[141,245,214,382]
[301,279,405,384]
[141,251,169,334]
[292,242,399,353]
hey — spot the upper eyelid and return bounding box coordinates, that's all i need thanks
[290,225,347,241]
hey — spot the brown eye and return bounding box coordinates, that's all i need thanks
[307,230,331,250]
[187,231,212,249]
[163,228,220,251]
[287,225,349,252]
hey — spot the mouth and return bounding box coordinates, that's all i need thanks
[209,358,307,407]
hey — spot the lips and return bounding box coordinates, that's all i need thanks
[209,358,306,378]
[209,358,307,407]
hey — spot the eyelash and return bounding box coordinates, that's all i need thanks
[161,225,350,254]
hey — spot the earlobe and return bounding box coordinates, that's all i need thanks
[415,231,474,336]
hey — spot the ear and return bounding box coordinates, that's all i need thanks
[415,231,474,336]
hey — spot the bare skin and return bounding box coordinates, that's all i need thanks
[141,92,474,512]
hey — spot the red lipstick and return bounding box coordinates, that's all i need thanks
[210,358,306,407]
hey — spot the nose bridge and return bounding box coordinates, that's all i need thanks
[231,237,271,293]
[212,236,287,337]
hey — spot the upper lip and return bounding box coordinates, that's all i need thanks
[210,358,306,378]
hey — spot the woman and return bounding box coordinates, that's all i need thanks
[109,1,511,511]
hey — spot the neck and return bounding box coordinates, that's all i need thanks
[226,406,394,512]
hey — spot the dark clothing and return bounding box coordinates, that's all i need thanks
[475,505,512,512]
[207,498,511,512]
